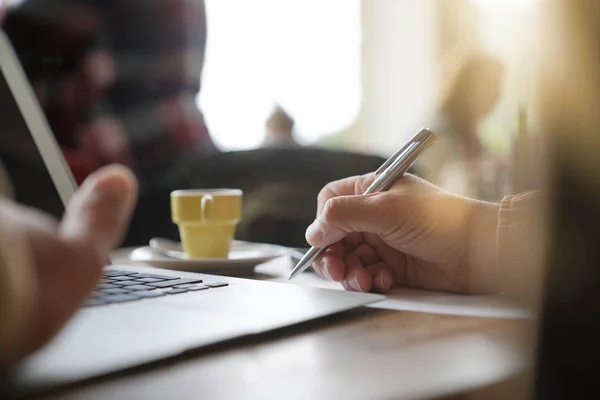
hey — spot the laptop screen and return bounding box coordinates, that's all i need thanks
[0,65,65,219]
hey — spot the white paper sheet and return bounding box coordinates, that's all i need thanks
[364,288,529,319]
[263,260,529,319]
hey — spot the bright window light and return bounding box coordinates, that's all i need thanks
[198,0,362,150]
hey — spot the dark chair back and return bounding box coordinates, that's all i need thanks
[185,147,389,247]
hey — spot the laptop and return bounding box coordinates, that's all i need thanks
[0,30,384,395]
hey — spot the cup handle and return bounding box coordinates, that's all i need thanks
[200,194,214,221]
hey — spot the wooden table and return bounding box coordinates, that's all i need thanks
[39,252,531,400]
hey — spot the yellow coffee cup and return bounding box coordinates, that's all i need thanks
[171,189,243,258]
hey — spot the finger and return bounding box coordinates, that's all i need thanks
[316,174,376,216]
[312,242,345,281]
[307,192,399,248]
[341,232,364,252]
[22,166,137,357]
[362,233,406,280]
[341,253,371,293]
[365,262,395,293]
[321,253,348,283]
[59,165,137,256]
[349,243,380,266]
[311,249,329,279]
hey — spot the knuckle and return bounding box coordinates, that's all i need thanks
[321,197,345,223]
[316,188,333,213]
[317,175,361,211]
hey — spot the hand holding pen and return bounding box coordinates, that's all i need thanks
[288,128,503,295]
[290,128,437,280]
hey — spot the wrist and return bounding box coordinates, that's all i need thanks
[467,199,500,293]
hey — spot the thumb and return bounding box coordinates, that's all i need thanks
[59,165,137,255]
[306,193,401,247]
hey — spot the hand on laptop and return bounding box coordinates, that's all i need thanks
[0,165,136,366]
[306,173,500,295]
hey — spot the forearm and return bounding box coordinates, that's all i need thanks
[76,0,213,167]
[0,204,34,368]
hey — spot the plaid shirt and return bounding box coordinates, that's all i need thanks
[2,0,217,192]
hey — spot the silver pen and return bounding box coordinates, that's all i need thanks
[288,128,438,280]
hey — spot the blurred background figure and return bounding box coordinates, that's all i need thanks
[261,105,300,148]
[2,0,218,191]
[1,0,218,245]
[418,50,507,199]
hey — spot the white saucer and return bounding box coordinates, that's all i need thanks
[129,241,288,276]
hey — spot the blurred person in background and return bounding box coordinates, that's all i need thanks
[1,0,217,245]
[261,105,300,149]
[419,50,505,199]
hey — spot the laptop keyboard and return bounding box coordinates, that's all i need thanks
[84,270,229,307]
